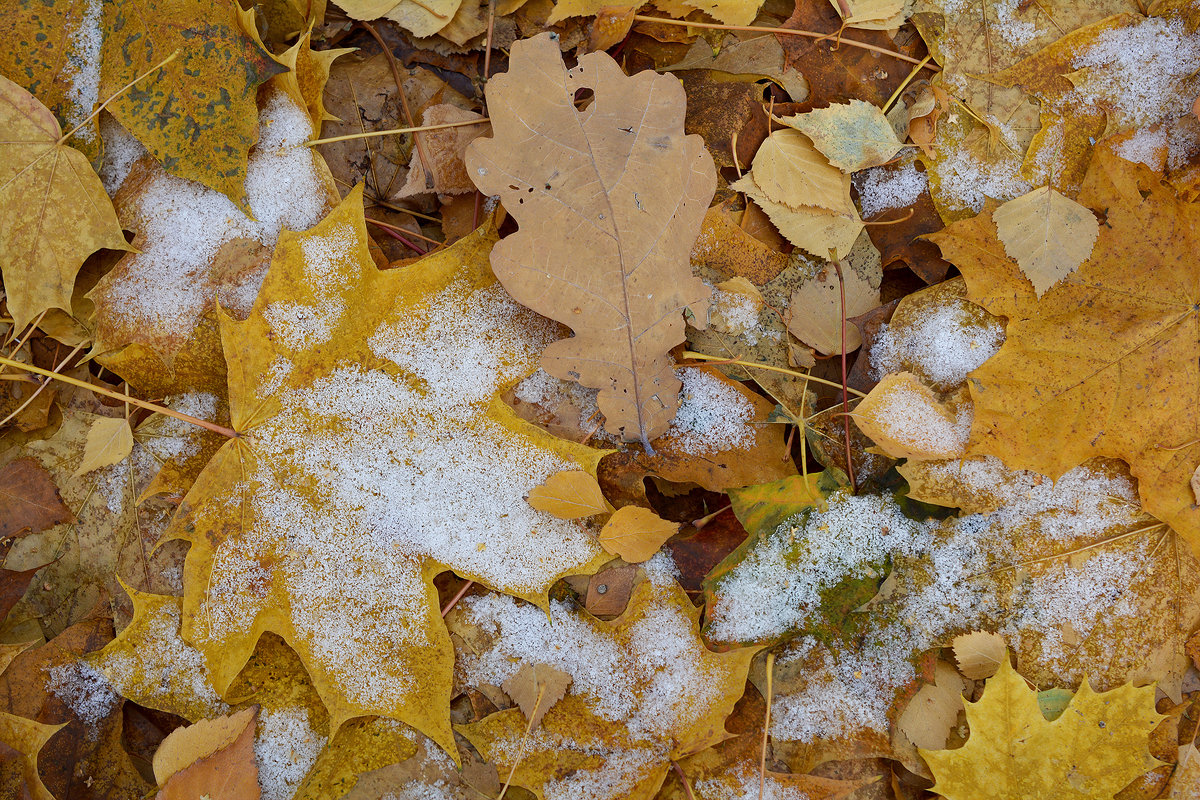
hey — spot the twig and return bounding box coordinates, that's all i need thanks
[61,51,180,143]
[365,218,428,255]
[362,21,434,189]
[682,352,868,397]
[306,118,489,147]
[882,54,934,114]
[441,580,475,617]
[497,682,548,800]
[672,761,697,800]
[631,16,940,69]
[829,255,858,494]
[0,355,238,439]
[475,0,499,230]
[0,342,85,428]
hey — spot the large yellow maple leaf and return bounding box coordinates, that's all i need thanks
[928,151,1200,549]
[920,658,1162,799]
[171,185,611,754]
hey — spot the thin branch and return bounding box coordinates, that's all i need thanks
[362,22,434,188]
[306,118,489,147]
[830,255,857,494]
[682,351,868,397]
[0,355,238,439]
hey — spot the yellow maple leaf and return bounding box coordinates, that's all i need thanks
[928,151,1200,549]
[172,185,611,755]
[921,658,1163,799]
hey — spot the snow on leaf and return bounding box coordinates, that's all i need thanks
[173,185,612,756]
[920,658,1163,800]
[453,574,758,800]
[929,150,1200,548]
[466,33,716,448]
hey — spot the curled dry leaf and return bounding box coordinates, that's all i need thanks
[991,185,1099,298]
[502,663,573,729]
[896,660,966,752]
[598,506,680,563]
[785,241,880,355]
[467,33,716,447]
[526,470,613,519]
[153,706,258,786]
[394,104,490,198]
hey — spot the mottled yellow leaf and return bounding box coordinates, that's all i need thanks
[780,100,905,172]
[921,658,1163,799]
[747,128,854,215]
[74,417,134,478]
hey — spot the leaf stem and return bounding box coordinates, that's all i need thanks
[881,54,934,114]
[0,355,238,439]
[681,352,868,397]
[305,118,489,147]
[759,650,775,800]
[829,257,857,494]
[631,15,940,69]
[362,22,435,187]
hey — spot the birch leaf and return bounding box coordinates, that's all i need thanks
[527,470,612,519]
[74,417,134,478]
[598,506,680,563]
[992,185,1100,297]
[466,33,716,447]
[779,100,905,172]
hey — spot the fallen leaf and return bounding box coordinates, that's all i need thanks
[526,470,612,519]
[785,241,881,354]
[0,459,73,539]
[466,33,715,447]
[929,151,1200,548]
[173,187,610,755]
[662,33,809,103]
[0,75,131,333]
[74,416,133,478]
[153,706,257,785]
[779,100,906,172]
[920,658,1163,799]
[0,713,63,800]
[334,0,465,40]
[502,663,573,729]
[599,505,680,562]
[585,564,638,617]
[343,734,495,800]
[896,660,965,750]
[394,104,490,197]
[852,372,967,461]
[833,0,906,29]
[732,176,865,260]
[991,185,1099,297]
[952,631,1009,680]
[743,128,854,215]
[155,707,260,800]
[99,0,284,209]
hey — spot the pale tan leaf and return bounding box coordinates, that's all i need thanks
[526,470,612,519]
[331,0,465,38]
[598,505,680,562]
[501,663,573,729]
[748,128,854,215]
[897,661,965,750]
[952,631,1010,680]
[732,175,863,259]
[831,0,908,28]
[678,0,766,26]
[992,185,1099,298]
[74,417,134,478]
[852,372,967,461]
[152,706,257,785]
[394,105,490,198]
[466,33,715,446]
[784,242,880,355]
[779,100,906,172]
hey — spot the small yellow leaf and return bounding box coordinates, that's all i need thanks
[75,417,134,478]
[992,185,1099,298]
[732,174,864,259]
[501,663,573,729]
[747,129,854,215]
[526,470,611,519]
[779,100,906,172]
[598,506,680,562]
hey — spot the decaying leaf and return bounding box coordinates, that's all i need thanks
[526,470,612,519]
[779,100,906,172]
[0,459,73,539]
[155,707,260,799]
[0,75,131,333]
[467,33,716,447]
[921,658,1163,799]
[785,242,881,354]
[99,0,284,209]
[992,185,1099,297]
[394,104,490,198]
[0,712,63,800]
[598,505,680,562]
[896,660,965,751]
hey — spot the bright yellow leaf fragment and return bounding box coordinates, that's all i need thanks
[921,658,1163,800]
